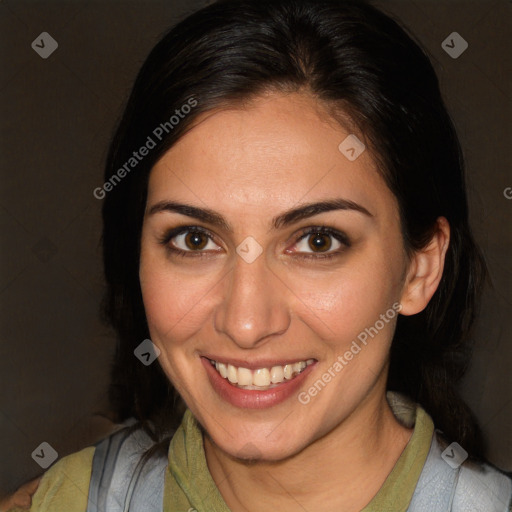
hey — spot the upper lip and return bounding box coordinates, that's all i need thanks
[202,355,316,370]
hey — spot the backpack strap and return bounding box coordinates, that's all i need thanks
[407,431,512,512]
[452,460,512,512]
[86,425,169,512]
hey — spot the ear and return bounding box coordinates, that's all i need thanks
[399,217,450,316]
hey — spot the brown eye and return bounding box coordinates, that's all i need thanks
[307,233,332,252]
[291,227,348,258]
[164,228,221,254]
[184,231,208,250]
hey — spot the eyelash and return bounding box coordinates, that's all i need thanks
[157,225,351,260]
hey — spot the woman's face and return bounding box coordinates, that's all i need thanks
[139,91,411,461]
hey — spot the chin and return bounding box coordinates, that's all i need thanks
[204,419,312,463]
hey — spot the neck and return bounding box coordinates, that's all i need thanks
[203,385,413,512]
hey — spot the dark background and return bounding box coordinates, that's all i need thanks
[1,0,510,497]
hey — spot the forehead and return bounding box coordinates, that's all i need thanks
[147,92,396,222]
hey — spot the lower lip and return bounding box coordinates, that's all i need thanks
[201,357,315,409]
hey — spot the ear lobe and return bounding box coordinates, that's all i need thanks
[399,217,450,316]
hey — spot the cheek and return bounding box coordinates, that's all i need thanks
[138,250,218,402]
[284,253,402,346]
[292,281,395,380]
[139,249,219,347]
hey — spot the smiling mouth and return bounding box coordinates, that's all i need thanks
[207,358,315,390]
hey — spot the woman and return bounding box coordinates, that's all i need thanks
[5,0,511,510]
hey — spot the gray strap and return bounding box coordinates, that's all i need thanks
[452,461,512,512]
[87,429,132,512]
[408,432,512,512]
[122,447,167,512]
[86,426,168,512]
[407,433,459,511]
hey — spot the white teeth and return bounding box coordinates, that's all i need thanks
[218,362,227,378]
[211,359,314,389]
[238,367,253,386]
[293,361,306,374]
[283,364,293,380]
[227,364,238,384]
[270,366,284,384]
[253,368,270,387]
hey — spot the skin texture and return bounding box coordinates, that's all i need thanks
[139,91,450,512]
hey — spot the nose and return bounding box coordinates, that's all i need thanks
[213,251,291,349]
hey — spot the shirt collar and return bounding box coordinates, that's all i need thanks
[165,391,434,512]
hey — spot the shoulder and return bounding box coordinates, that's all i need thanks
[89,425,169,511]
[410,431,512,512]
[8,424,167,512]
[453,461,512,512]
[8,423,159,512]
[24,446,95,512]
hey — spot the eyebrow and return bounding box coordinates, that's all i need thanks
[147,198,373,231]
